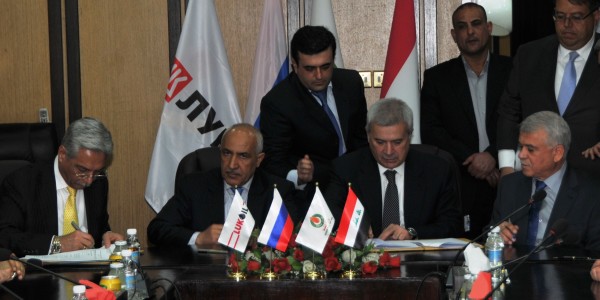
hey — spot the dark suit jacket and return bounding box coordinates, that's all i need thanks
[259,68,368,189]
[147,168,299,246]
[497,34,600,175]
[421,54,512,163]
[325,147,462,239]
[491,166,600,252]
[0,164,111,256]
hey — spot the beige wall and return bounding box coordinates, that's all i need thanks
[0,0,466,247]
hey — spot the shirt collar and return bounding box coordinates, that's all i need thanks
[558,33,595,61]
[54,156,69,191]
[376,162,405,177]
[535,162,567,192]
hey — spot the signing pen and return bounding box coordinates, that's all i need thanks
[71,221,82,231]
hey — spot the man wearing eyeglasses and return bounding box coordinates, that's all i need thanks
[497,0,600,177]
[0,117,124,256]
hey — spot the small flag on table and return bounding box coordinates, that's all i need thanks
[258,187,294,252]
[295,186,335,254]
[334,185,370,249]
[218,189,255,253]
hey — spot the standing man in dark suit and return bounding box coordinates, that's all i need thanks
[0,118,124,256]
[326,99,461,240]
[260,25,368,196]
[497,0,600,177]
[421,3,512,239]
[493,111,600,251]
[147,123,299,247]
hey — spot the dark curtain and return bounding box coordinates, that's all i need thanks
[510,0,556,55]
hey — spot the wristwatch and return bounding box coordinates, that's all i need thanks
[407,227,418,240]
[51,235,62,254]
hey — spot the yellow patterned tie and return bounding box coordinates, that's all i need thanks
[63,186,78,235]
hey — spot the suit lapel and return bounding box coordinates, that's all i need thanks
[209,171,226,224]
[513,175,534,243]
[403,150,424,227]
[39,167,59,234]
[292,73,336,135]
[331,70,349,138]
[247,171,270,226]
[354,152,383,234]
[564,36,600,116]
[546,168,578,235]
[450,57,478,128]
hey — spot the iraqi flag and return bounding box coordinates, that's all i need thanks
[334,186,370,249]
[244,0,289,127]
[257,187,294,252]
[295,186,335,254]
[145,0,242,212]
[380,0,421,143]
[218,189,256,253]
[310,0,344,68]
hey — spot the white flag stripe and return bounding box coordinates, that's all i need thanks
[342,199,364,246]
[244,0,289,125]
[145,0,241,212]
[295,187,335,254]
[218,190,255,252]
[310,0,344,68]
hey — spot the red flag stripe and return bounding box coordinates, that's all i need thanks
[334,187,358,244]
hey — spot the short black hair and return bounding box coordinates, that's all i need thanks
[554,0,600,11]
[290,25,337,64]
[452,3,488,27]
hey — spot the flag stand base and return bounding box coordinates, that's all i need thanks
[303,271,323,280]
[342,269,359,279]
[228,272,246,281]
[261,271,278,281]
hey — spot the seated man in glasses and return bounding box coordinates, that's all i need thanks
[0,117,124,256]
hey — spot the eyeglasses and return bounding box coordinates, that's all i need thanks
[73,167,107,180]
[553,10,595,24]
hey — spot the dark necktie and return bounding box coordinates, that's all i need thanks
[527,180,547,245]
[312,90,345,156]
[382,170,400,230]
[557,51,579,116]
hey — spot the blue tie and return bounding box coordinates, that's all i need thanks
[313,90,345,156]
[527,180,547,246]
[557,51,579,116]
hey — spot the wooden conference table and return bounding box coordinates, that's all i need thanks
[0,245,596,299]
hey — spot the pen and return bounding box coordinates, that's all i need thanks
[71,221,81,231]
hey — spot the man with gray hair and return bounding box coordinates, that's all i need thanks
[325,98,461,240]
[0,117,124,256]
[493,111,600,251]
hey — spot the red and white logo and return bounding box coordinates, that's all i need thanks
[165,59,192,102]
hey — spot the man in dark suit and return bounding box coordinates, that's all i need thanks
[421,3,512,239]
[0,118,123,256]
[260,25,368,195]
[497,0,600,177]
[147,123,299,247]
[326,99,461,240]
[493,111,600,252]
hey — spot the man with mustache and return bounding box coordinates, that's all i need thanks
[497,0,600,177]
[147,123,299,247]
[325,99,461,240]
[0,118,124,256]
[260,25,368,211]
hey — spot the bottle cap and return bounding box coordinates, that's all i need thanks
[121,249,132,257]
[127,228,137,235]
[73,285,86,294]
[110,262,124,268]
[491,226,501,233]
[115,240,127,246]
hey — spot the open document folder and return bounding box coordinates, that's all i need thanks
[367,238,469,251]
[23,244,115,263]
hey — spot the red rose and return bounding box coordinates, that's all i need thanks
[293,248,304,262]
[322,246,334,258]
[389,256,401,267]
[247,260,261,272]
[324,257,341,272]
[361,261,378,274]
[273,258,291,273]
[379,252,391,267]
[289,234,298,248]
[229,253,240,272]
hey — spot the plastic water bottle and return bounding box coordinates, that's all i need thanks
[126,228,141,265]
[72,285,88,300]
[485,226,504,281]
[122,249,136,298]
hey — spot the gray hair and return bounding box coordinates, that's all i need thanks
[520,111,571,153]
[221,123,263,154]
[62,117,113,162]
[366,98,414,135]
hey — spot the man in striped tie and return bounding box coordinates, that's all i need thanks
[0,118,124,256]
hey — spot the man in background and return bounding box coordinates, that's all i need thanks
[0,117,123,256]
[421,2,512,238]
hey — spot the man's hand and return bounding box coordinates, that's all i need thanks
[195,224,223,246]
[583,142,600,160]
[378,224,412,240]
[463,152,496,179]
[102,231,125,248]
[485,169,500,188]
[59,231,95,252]
[499,221,518,245]
[500,167,515,178]
[0,259,25,283]
[297,154,314,185]
[591,260,600,281]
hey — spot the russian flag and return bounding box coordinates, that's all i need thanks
[258,188,294,252]
[334,186,370,249]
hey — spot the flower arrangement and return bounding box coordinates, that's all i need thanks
[227,229,401,279]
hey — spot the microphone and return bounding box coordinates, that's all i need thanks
[9,255,80,285]
[0,249,23,300]
[482,218,569,299]
[446,190,547,286]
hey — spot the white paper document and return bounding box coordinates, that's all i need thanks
[368,238,468,250]
[24,245,115,263]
